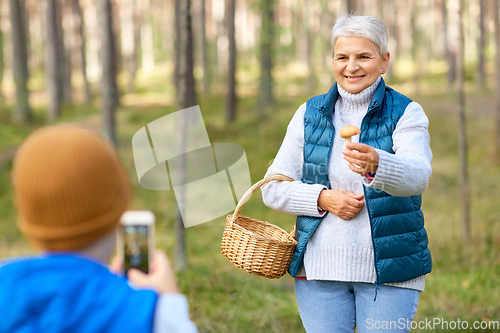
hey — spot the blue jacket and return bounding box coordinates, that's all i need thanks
[0,254,158,333]
[289,79,432,284]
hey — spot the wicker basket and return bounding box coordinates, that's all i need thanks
[221,174,297,279]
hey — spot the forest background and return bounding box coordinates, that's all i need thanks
[0,0,499,332]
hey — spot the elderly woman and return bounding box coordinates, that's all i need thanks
[262,14,432,333]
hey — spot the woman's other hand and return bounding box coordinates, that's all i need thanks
[342,142,379,176]
[318,189,364,220]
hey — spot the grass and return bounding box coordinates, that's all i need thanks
[0,64,499,332]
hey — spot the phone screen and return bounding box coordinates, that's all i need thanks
[122,225,150,274]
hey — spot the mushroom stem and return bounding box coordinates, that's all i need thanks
[340,125,361,150]
[344,137,352,149]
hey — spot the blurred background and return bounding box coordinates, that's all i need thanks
[0,0,499,332]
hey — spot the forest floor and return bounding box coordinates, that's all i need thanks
[0,66,499,332]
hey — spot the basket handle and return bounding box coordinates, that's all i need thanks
[229,174,294,225]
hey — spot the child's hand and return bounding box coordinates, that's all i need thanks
[108,256,123,275]
[127,250,180,295]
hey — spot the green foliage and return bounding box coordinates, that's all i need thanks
[413,94,500,332]
[0,67,499,332]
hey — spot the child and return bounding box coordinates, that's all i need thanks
[0,124,198,333]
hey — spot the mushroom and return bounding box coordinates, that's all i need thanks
[340,125,361,149]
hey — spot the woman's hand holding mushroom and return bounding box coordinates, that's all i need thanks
[342,142,379,177]
[340,125,361,149]
[318,189,365,220]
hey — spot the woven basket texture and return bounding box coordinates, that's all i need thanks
[221,174,297,279]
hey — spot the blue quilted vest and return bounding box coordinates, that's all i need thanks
[289,79,432,285]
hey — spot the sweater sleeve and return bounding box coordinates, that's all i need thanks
[153,293,198,333]
[261,103,327,217]
[363,101,433,196]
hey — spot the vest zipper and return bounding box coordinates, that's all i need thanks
[363,185,380,301]
[374,283,379,301]
[318,105,334,189]
[359,102,379,134]
[318,106,334,127]
[359,102,381,300]
[320,99,379,292]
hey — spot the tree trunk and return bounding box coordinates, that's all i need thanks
[214,0,226,80]
[225,0,236,122]
[410,0,421,94]
[63,0,73,104]
[346,0,358,14]
[20,0,29,84]
[33,1,47,77]
[110,0,120,108]
[131,0,140,81]
[120,0,138,92]
[457,0,470,243]
[46,0,62,120]
[174,0,181,96]
[294,3,305,68]
[72,0,91,103]
[55,0,66,105]
[0,7,4,101]
[64,43,73,104]
[384,0,397,80]
[24,0,30,70]
[258,0,274,118]
[178,0,196,108]
[478,0,486,90]
[494,0,500,161]
[9,0,31,123]
[201,0,210,93]
[97,0,119,146]
[440,0,456,91]
[28,1,43,75]
[84,0,99,83]
[304,0,315,94]
[175,0,197,271]
[318,0,332,74]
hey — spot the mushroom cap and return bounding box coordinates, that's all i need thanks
[340,125,361,138]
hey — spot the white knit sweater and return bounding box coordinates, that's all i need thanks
[262,77,432,291]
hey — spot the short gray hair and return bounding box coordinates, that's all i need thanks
[331,14,388,56]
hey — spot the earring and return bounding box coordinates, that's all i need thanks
[381,71,385,74]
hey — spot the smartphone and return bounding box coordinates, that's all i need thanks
[117,210,155,274]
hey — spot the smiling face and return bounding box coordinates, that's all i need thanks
[333,36,390,94]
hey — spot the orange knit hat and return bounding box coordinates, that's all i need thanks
[12,124,131,251]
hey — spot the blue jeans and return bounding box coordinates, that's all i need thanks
[294,280,420,333]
